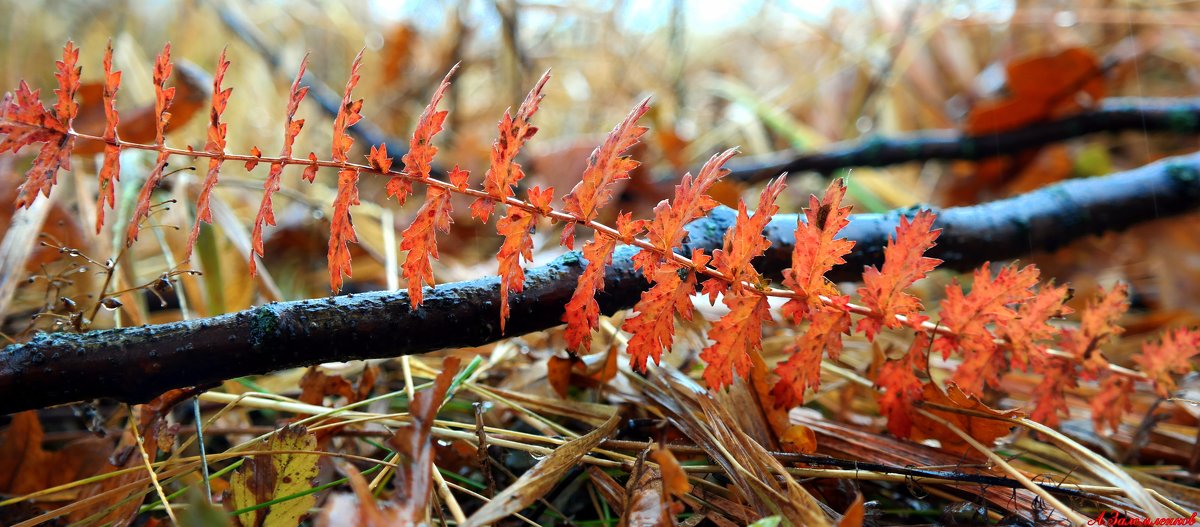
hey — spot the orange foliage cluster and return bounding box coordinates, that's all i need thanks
[2,42,1199,440]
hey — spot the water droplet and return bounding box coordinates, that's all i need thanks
[1053,10,1077,27]
[855,116,874,134]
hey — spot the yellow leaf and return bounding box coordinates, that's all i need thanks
[227,425,321,527]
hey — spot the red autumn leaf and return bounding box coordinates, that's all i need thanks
[389,357,461,523]
[0,411,110,496]
[186,48,232,259]
[494,189,545,331]
[1007,48,1104,102]
[624,250,709,372]
[703,176,785,299]
[772,305,851,407]
[1001,282,1072,371]
[782,178,856,312]
[448,165,470,190]
[837,495,866,527]
[8,41,80,210]
[936,264,1041,395]
[400,166,468,307]
[1091,375,1134,434]
[910,382,1023,457]
[303,151,319,182]
[126,42,175,247]
[0,83,61,155]
[780,424,819,454]
[95,41,122,234]
[560,97,651,248]
[633,148,736,277]
[245,146,262,171]
[470,70,551,222]
[1030,357,1075,427]
[772,178,856,405]
[547,354,582,398]
[701,290,772,390]
[367,143,393,174]
[562,213,644,353]
[248,54,308,273]
[1059,284,1128,377]
[875,333,930,438]
[966,48,1105,135]
[650,446,690,498]
[398,64,458,194]
[328,50,366,293]
[856,210,942,341]
[1134,327,1200,398]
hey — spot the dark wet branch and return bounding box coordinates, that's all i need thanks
[2,152,1198,414]
[725,98,1200,182]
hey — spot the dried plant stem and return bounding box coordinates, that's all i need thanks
[126,414,179,525]
[914,408,1088,525]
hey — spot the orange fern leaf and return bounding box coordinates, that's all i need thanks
[247,54,308,273]
[367,143,393,173]
[562,213,644,353]
[1030,358,1075,427]
[1091,375,1133,434]
[624,250,709,372]
[1059,284,1128,376]
[633,148,737,277]
[495,186,554,331]
[782,178,855,312]
[1001,282,1072,371]
[694,177,785,389]
[11,41,80,209]
[700,290,772,390]
[397,64,458,198]
[856,210,942,341]
[302,152,319,183]
[470,70,551,222]
[937,264,1040,395]
[245,146,262,170]
[0,83,58,154]
[95,41,122,233]
[126,43,175,247]
[187,48,234,260]
[328,50,366,292]
[1135,327,1200,397]
[875,333,930,438]
[703,176,785,299]
[772,305,851,407]
[401,165,469,307]
[560,97,651,248]
[772,179,856,404]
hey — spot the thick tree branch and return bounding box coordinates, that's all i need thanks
[725,98,1200,182]
[2,152,1198,414]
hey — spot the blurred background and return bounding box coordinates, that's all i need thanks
[4,4,1200,523]
[2,0,1198,339]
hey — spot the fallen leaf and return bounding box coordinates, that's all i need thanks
[387,357,462,523]
[226,425,320,527]
[910,382,1022,458]
[835,495,865,527]
[0,411,111,498]
[462,411,620,527]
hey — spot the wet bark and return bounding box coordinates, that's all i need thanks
[725,98,1200,182]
